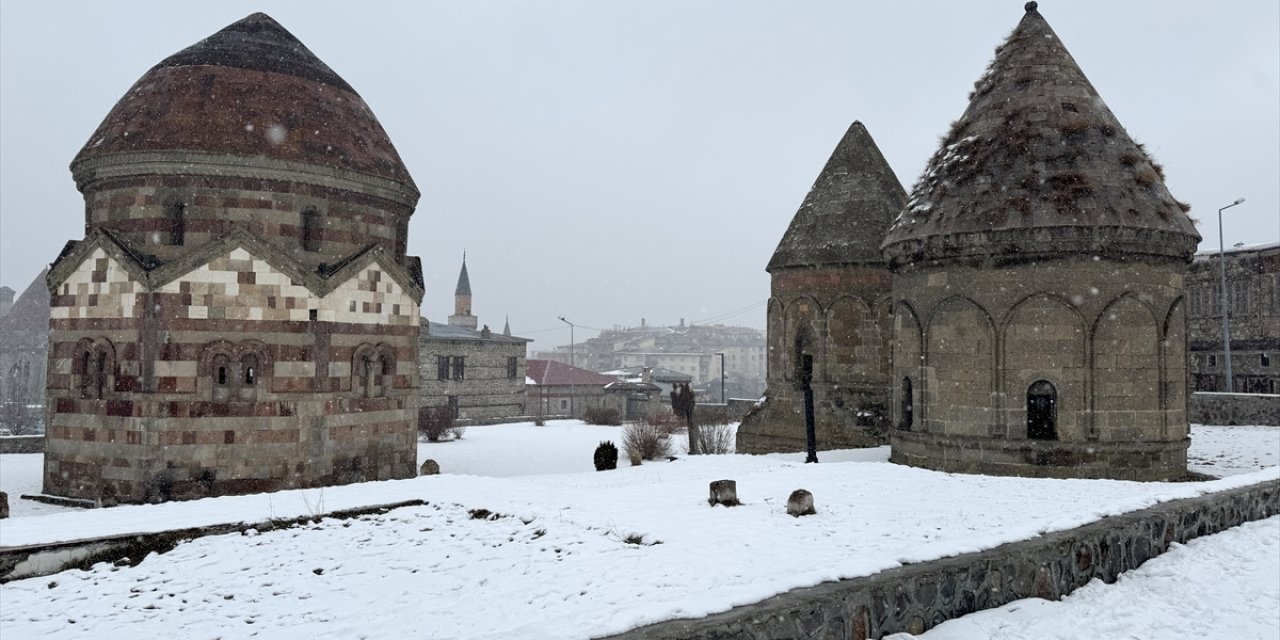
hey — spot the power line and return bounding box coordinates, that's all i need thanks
[692,299,768,325]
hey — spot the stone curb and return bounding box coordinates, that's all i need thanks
[602,479,1279,640]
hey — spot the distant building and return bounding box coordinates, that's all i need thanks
[533,320,765,396]
[419,258,531,422]
[0,270,49,434]
[1186,242,1279,394]
[599,366,691,399]
[526,359,617,418]
[44,14,423,503]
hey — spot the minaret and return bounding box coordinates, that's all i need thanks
[448,255,478,329]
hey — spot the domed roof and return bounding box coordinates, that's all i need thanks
[881,3,1199,267]
[768,121,906,272]
[72,13,416,189]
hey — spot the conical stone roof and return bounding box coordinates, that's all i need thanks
[768,121,906,272]
[73,13,416,190]
[881,2,1199,268]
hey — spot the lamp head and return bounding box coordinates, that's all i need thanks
[1234,198,1246,205]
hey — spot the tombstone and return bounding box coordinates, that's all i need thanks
[708,479,739,507]
[419,460,440,476]
[787,489,815,517]
[0,491,8,519]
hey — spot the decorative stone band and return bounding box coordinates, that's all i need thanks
[881,225,1200,270]
[70,151,420,209]
[604,478,1279,640]
[890,430,1190,482]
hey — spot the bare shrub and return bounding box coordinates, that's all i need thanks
[583,407,622,426]
[447,425,467,441]
[418,405,455,442]
[634,410,684,435]
[689,423,735,455]
[623,420,672,463]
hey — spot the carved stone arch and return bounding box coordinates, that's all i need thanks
[1001,293,1087,440]
[765,297,785,384]
[91,337,117,373]
[233,340,272,383]
[783,295,824,383]
[825,295,873,382]
[872,295,895,380]
[200,340,237,402]
[74,337,118,400]
[1091,293,1161,442]
[1161,296,1189,439]
[924,296,996,437]
[893,300,924,430]
[373,342,397,396]
[352,343,376,397]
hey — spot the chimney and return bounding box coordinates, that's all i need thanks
[0,286,13,319]
[641,367,652,384]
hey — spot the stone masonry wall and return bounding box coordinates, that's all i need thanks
[1190,392,1280,426]
[44,246,419,502]
[418,337,526,421]
[607,479,1279,640]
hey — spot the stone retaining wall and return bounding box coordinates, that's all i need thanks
[0,435,44,454]
[1191,392,1280,426]
[604,479,1279,640]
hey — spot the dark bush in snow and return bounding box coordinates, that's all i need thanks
[594,440,619,471]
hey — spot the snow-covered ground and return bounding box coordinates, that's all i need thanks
[0,422,1276,639]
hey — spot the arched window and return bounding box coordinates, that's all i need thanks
[900,377,914,430]
[361,355,374,398]
[239,353,260,401]
[1027,380,1057,440]
[242,354,258,386]
[95,351,108,399]
[79,350,94,399]
[211,353,232,402]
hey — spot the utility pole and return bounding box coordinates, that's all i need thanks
[1217,198,1245,392]
[559,316,575,416]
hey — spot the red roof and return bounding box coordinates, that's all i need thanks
[526,360,616,387]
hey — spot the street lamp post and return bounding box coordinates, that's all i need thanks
[715,352,726,404]
[558,316,575,416]
[1217,198,1245,392]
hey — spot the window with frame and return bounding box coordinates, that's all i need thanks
[1263,353,1272,368]
[1231,279,1250,315]
[451,356,465,381]
[437,356,450,381]
[507,356,518,379]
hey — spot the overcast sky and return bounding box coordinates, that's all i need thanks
[2,1,1276,350]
